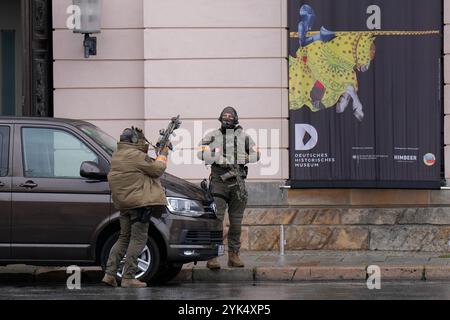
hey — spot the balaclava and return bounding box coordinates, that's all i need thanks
[219,106,239,130]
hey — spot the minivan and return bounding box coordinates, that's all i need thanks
[0,117,223,284]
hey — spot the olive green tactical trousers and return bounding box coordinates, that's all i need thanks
[105,210,149,279]
[211,179,248,252]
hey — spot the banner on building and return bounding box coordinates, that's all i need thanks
[288,0,443,188]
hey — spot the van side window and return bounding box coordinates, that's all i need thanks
[0,126,9,177]
[22,127,99,178]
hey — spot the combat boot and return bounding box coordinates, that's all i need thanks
[121,278,147,288]
[228,250,245,268]
[206,257,221,270]
[101,274,118,287]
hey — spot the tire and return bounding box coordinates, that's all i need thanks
[100,231,161,283]
[150,263,183,285]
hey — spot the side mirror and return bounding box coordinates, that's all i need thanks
[80,161,107,180]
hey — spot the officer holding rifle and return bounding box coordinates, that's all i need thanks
[102,117,180,288]
[198,107,260,269]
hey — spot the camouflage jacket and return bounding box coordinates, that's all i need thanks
[108,142,167,210]
[197,126,260,178]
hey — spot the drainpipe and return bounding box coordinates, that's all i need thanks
[280,225,286,256]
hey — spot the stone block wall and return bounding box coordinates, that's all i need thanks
[223,188,450,253]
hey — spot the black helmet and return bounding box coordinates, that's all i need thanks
[120,127,147,144]
[219,106,239,128]
[120,128,138,143]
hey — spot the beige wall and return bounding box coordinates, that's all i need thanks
[53,0,288,182]
[53,0,145,138]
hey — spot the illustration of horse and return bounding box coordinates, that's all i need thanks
[289,5,439,121]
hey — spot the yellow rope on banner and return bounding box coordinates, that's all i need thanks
[289,30,440,38]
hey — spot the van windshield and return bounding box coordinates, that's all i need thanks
[77,124,117,156]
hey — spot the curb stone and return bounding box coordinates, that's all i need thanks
[424,266,450,280]
[2,265,450,283]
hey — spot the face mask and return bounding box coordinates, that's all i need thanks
[221,118,235,129]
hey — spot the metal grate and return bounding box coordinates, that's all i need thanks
[184,231,223,245]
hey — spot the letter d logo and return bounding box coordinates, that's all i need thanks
[295,124,318,151]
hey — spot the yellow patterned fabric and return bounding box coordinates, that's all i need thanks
[289,33,375,111]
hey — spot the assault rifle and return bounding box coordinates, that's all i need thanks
[155,115,182,156]
[220,164,248,201]
[200,135,248,200]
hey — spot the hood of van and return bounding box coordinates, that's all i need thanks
[161,173,208,202]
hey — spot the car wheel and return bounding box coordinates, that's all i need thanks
[150,263,183,285]
[100,231,161,283]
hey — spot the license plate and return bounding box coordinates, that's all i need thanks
[217,244,225,256]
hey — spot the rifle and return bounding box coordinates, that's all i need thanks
[220,164,248,201]
[155,115,182,156]
[200,133,248,200]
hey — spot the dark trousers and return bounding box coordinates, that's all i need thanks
[212,179,248,252]
[105,210,149,279]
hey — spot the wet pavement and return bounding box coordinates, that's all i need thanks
[2,250,450,284]
[1,281,450,300]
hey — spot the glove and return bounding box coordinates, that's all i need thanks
[160,146,170,157]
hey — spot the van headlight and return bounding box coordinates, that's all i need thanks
[166,197,204,217]
[210,202,217,213]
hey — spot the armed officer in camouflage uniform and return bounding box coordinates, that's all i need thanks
[198,107,260,269]
[102,127,169,288]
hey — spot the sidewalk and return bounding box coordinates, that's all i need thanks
[1,251,450,284]
[177,250,450,282]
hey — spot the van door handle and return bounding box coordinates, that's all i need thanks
[0,181,4,187]
[19,181,38,189]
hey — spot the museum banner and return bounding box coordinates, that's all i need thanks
[288,0,443,188]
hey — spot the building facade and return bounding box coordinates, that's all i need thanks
[2,0,450,251]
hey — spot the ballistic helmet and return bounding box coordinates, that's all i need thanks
[219,106,239,129]
[120,127,148,144]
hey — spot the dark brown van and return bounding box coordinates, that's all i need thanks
[0,117,223,284]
